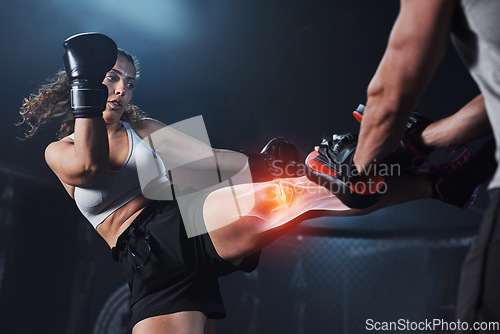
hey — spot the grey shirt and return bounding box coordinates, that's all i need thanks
[451,0,500,189]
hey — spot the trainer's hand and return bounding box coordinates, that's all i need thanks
[63,32,117,118]
[353,103,433,157]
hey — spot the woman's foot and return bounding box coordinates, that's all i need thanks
[248,137,301,182]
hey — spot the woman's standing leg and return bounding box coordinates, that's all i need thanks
[132,311,207,334]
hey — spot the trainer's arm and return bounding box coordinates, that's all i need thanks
[416,94,491,149]
[354,0,458,173]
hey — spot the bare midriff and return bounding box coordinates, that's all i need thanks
[96,195,152,248]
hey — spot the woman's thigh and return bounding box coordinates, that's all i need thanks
[132,311,207,334]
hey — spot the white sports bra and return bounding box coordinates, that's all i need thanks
[72,121,167,228]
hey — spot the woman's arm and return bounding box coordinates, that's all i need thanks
[45,117,109,187]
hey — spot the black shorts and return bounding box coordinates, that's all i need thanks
[111,200,260,327]
[456,188,500,331]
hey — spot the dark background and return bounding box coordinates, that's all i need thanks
[0,0,489,333]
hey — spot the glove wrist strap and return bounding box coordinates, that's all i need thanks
[70,83,107,118]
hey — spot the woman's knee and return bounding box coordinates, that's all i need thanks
[132,311,206,334]
[252,180,295,218]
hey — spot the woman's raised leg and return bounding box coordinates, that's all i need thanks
[206,175,432,265]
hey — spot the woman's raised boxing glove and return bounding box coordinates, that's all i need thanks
[63,32,117,118]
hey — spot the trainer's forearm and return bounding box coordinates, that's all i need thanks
[418,94,491,148]
[353,45,436,172]
[354,96,414,172]
[354,0,456,173]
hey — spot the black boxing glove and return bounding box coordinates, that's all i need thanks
[63,33,117,118]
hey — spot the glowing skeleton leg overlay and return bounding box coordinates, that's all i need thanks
[202,176,351,235]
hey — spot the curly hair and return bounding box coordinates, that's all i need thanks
[18,49,146,139]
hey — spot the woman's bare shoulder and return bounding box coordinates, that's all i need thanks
[44,136,76,198]
[130,118,166,138]
[130,117,199,147]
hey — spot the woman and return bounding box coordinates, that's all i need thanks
[18,33,494,333]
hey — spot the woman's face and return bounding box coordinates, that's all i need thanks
[102,56,136,124]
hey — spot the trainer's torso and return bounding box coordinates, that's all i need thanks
[451,0,500,189]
